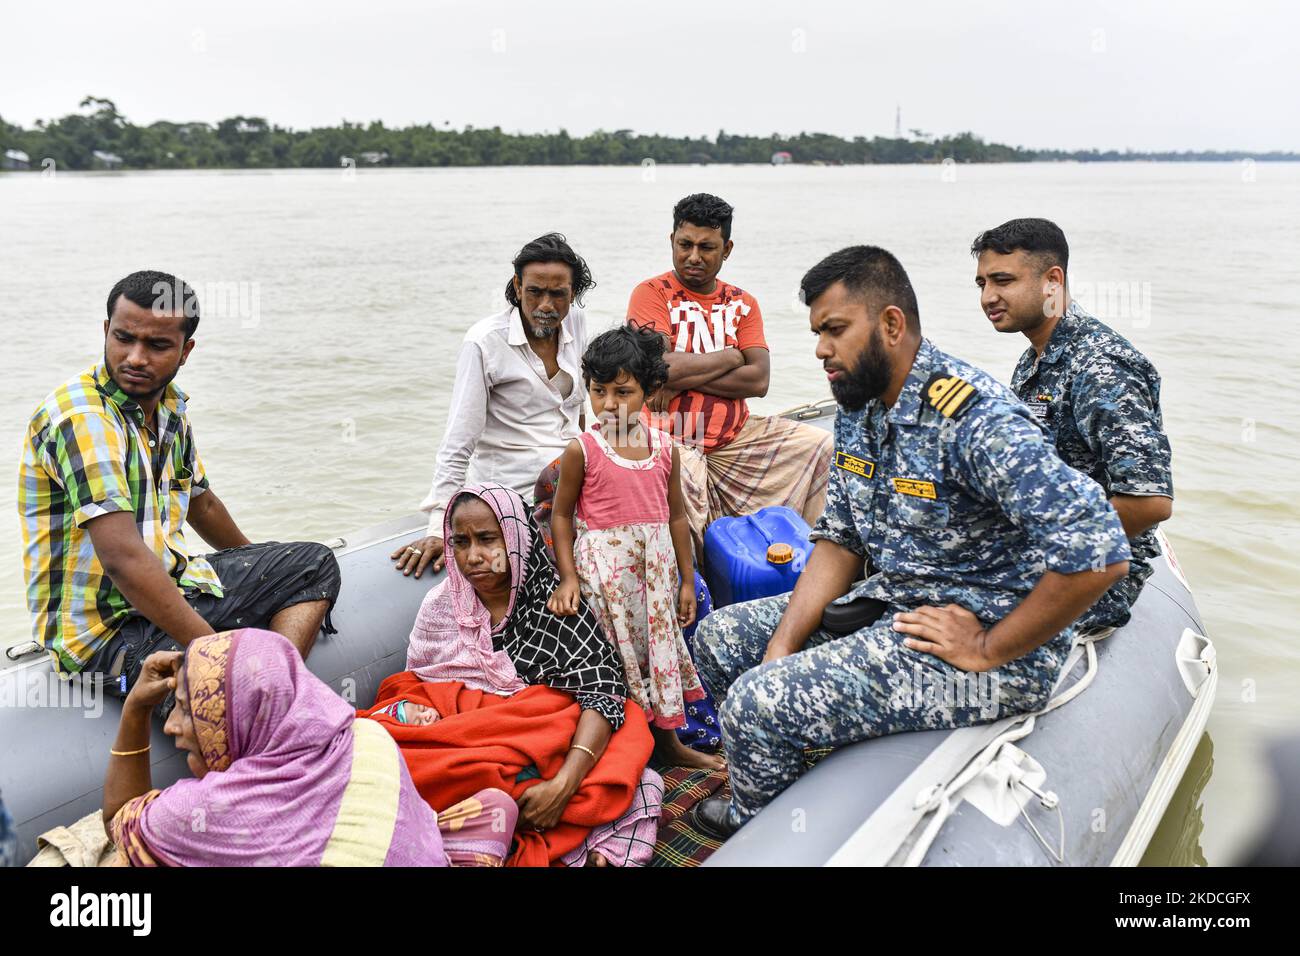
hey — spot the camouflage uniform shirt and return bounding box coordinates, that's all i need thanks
[1011,302,1173,627]
[812,336,1132,675]
[692,337,1133,825]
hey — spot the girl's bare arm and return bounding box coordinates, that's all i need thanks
[550,440,586,584]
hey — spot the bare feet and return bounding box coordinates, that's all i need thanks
[652,726,726,771]
[584,852,609,867]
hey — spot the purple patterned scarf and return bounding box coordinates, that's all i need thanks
[113,628,445,866]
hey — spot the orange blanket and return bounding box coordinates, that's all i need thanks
[360,671,653,867]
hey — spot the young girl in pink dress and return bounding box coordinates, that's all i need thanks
[548,326,724,770]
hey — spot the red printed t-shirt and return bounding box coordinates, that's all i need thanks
[626,270,767,452]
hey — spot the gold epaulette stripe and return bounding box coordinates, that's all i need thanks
[928,376,961,407]
[939,381,975,417]
[924,372,979,419]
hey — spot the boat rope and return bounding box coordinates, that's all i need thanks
[900,627,1114,866]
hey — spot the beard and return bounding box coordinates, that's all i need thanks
[997,299,1048,333]
[830,327,894,412]
[527,309,562,339]
[995,281,1065,333]
[105,347,181,402]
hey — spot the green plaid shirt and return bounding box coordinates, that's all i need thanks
[18,363,224,674]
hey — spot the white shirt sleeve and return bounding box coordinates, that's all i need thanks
[570,306,588,428]
[419,338,490,536]
[572,305,589,354]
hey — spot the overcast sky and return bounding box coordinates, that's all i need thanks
[3,0,1296,152]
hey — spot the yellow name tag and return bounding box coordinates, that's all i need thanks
[892,478,937,499]
[835,452,875,478]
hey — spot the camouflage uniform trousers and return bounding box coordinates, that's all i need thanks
[0,791,16,868]
[694,592,1061,825]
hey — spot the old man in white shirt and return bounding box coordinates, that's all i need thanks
[392,233,593,577]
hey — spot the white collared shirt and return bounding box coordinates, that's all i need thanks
[419,305,587,535]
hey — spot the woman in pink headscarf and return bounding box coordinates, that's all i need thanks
[372,482,662,867]
[103,628,516,867]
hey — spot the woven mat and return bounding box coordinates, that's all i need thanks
[650,765,732,867]
[649,748,831,867]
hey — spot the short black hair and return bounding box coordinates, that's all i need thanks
[672,193,734,241]
[106,270,200,340]
[800,245,920,330]
[970,218,1069,278]
[582,325,669,394]
[504,233,595,309]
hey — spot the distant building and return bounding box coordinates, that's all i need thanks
[2,148,30,170]
[771,150,793,165]
[359,150,390,165]
[92,150,123,169]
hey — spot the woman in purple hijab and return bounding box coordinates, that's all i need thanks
[103,628,516,866]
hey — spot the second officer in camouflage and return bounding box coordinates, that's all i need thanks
[972,218,1174,628]
[691,245,1131,837]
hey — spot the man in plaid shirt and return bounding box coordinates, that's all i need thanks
[19,270,341,700]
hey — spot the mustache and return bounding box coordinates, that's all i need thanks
[530,310,562,320]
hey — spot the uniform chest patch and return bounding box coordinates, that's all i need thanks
[891,478,937,499]
[835,451,875,478]
[925,372,980,419]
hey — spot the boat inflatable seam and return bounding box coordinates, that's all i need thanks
[1142,579,1201,629]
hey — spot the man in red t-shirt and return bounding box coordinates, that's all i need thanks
[626,193,833,551]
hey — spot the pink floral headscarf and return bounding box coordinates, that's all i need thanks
[404,483,529,695]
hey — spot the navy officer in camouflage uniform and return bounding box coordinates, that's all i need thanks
[972,218,1173,629]
[690,245,1131,837]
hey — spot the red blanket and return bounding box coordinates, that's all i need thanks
[360,671,652,867]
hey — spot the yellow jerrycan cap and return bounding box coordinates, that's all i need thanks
[766,543,794,565]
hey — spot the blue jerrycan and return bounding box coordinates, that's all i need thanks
[702,506,813,608]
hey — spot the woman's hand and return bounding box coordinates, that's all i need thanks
[677,579,697,628]
[516,772,579,830]
[105,653,179,829]
[126,651,182,710]
[547,577,581,616]
[391,535,445,577]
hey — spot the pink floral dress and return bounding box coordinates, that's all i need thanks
[573,425,706,729]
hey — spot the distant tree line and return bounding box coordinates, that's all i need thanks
[2,97,1295,171]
